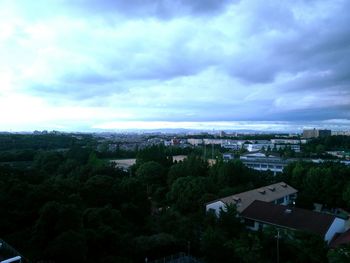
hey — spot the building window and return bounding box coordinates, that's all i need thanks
[290,194,297,200]
[245,219,255,227]
[276,197,285,204]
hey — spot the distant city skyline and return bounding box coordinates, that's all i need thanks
[2,120,350,134]
[1,0,349,132]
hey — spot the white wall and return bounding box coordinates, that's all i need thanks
[206,201,226,216]
[325,218,346,242]
[0,256,21,263]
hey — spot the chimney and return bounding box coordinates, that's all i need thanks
[258,189,266,194]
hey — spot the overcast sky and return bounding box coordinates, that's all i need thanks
[0,0,349,132]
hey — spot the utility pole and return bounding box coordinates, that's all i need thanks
[276,229,280,263]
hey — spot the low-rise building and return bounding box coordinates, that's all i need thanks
[241,200,346,243]
[223,153,234,161]
[240,153,293,174]
[171,138,181,145]
[164,140,172,146]
[173,155,187,162]
[221,143,241,150]
[110,158,136,171]
[187,138,203,146]
[275,144,301,153]
[203,139,223,145]
[331,130,350,136]
[326,151,350,159]
[245,143,274,152]
[206,182,297,215]
[271,139,301,144]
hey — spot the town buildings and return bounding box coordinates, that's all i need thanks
[239,153,293,174]
[331,131,350,136]
[303,129,331,139]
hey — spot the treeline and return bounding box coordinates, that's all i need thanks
[0,149,36,162]
[0,144,272,262]
[280,161,350,210]
[302,135,350,157]
[0,134,95,151]
[96,145,195,160]
[0,144,349,262]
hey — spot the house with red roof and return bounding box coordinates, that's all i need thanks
[241,200,346,243]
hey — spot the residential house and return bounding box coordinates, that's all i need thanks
[329,229,350,248]
[241,200,346,243]
[206,182,297,215]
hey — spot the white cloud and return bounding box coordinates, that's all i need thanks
[0,0,349,131]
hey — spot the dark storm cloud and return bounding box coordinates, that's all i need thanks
[71,0,234,18]
[272,105,350,122]
[31,0,350,105]
[224,0,350,89]
[210,0,350,123]
[27,45,216,100]
[118,49,217,81]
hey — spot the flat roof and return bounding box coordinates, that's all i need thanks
[110,158,136,168]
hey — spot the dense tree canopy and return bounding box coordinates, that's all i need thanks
[0,138,349,262]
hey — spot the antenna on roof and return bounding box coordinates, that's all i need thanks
[212,143,214,160]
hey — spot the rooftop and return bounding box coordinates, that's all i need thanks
[329,229,350,248]
[241,200,336,236]
[209,182,297,213]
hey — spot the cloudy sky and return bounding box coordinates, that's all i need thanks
[0,0,349,132]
